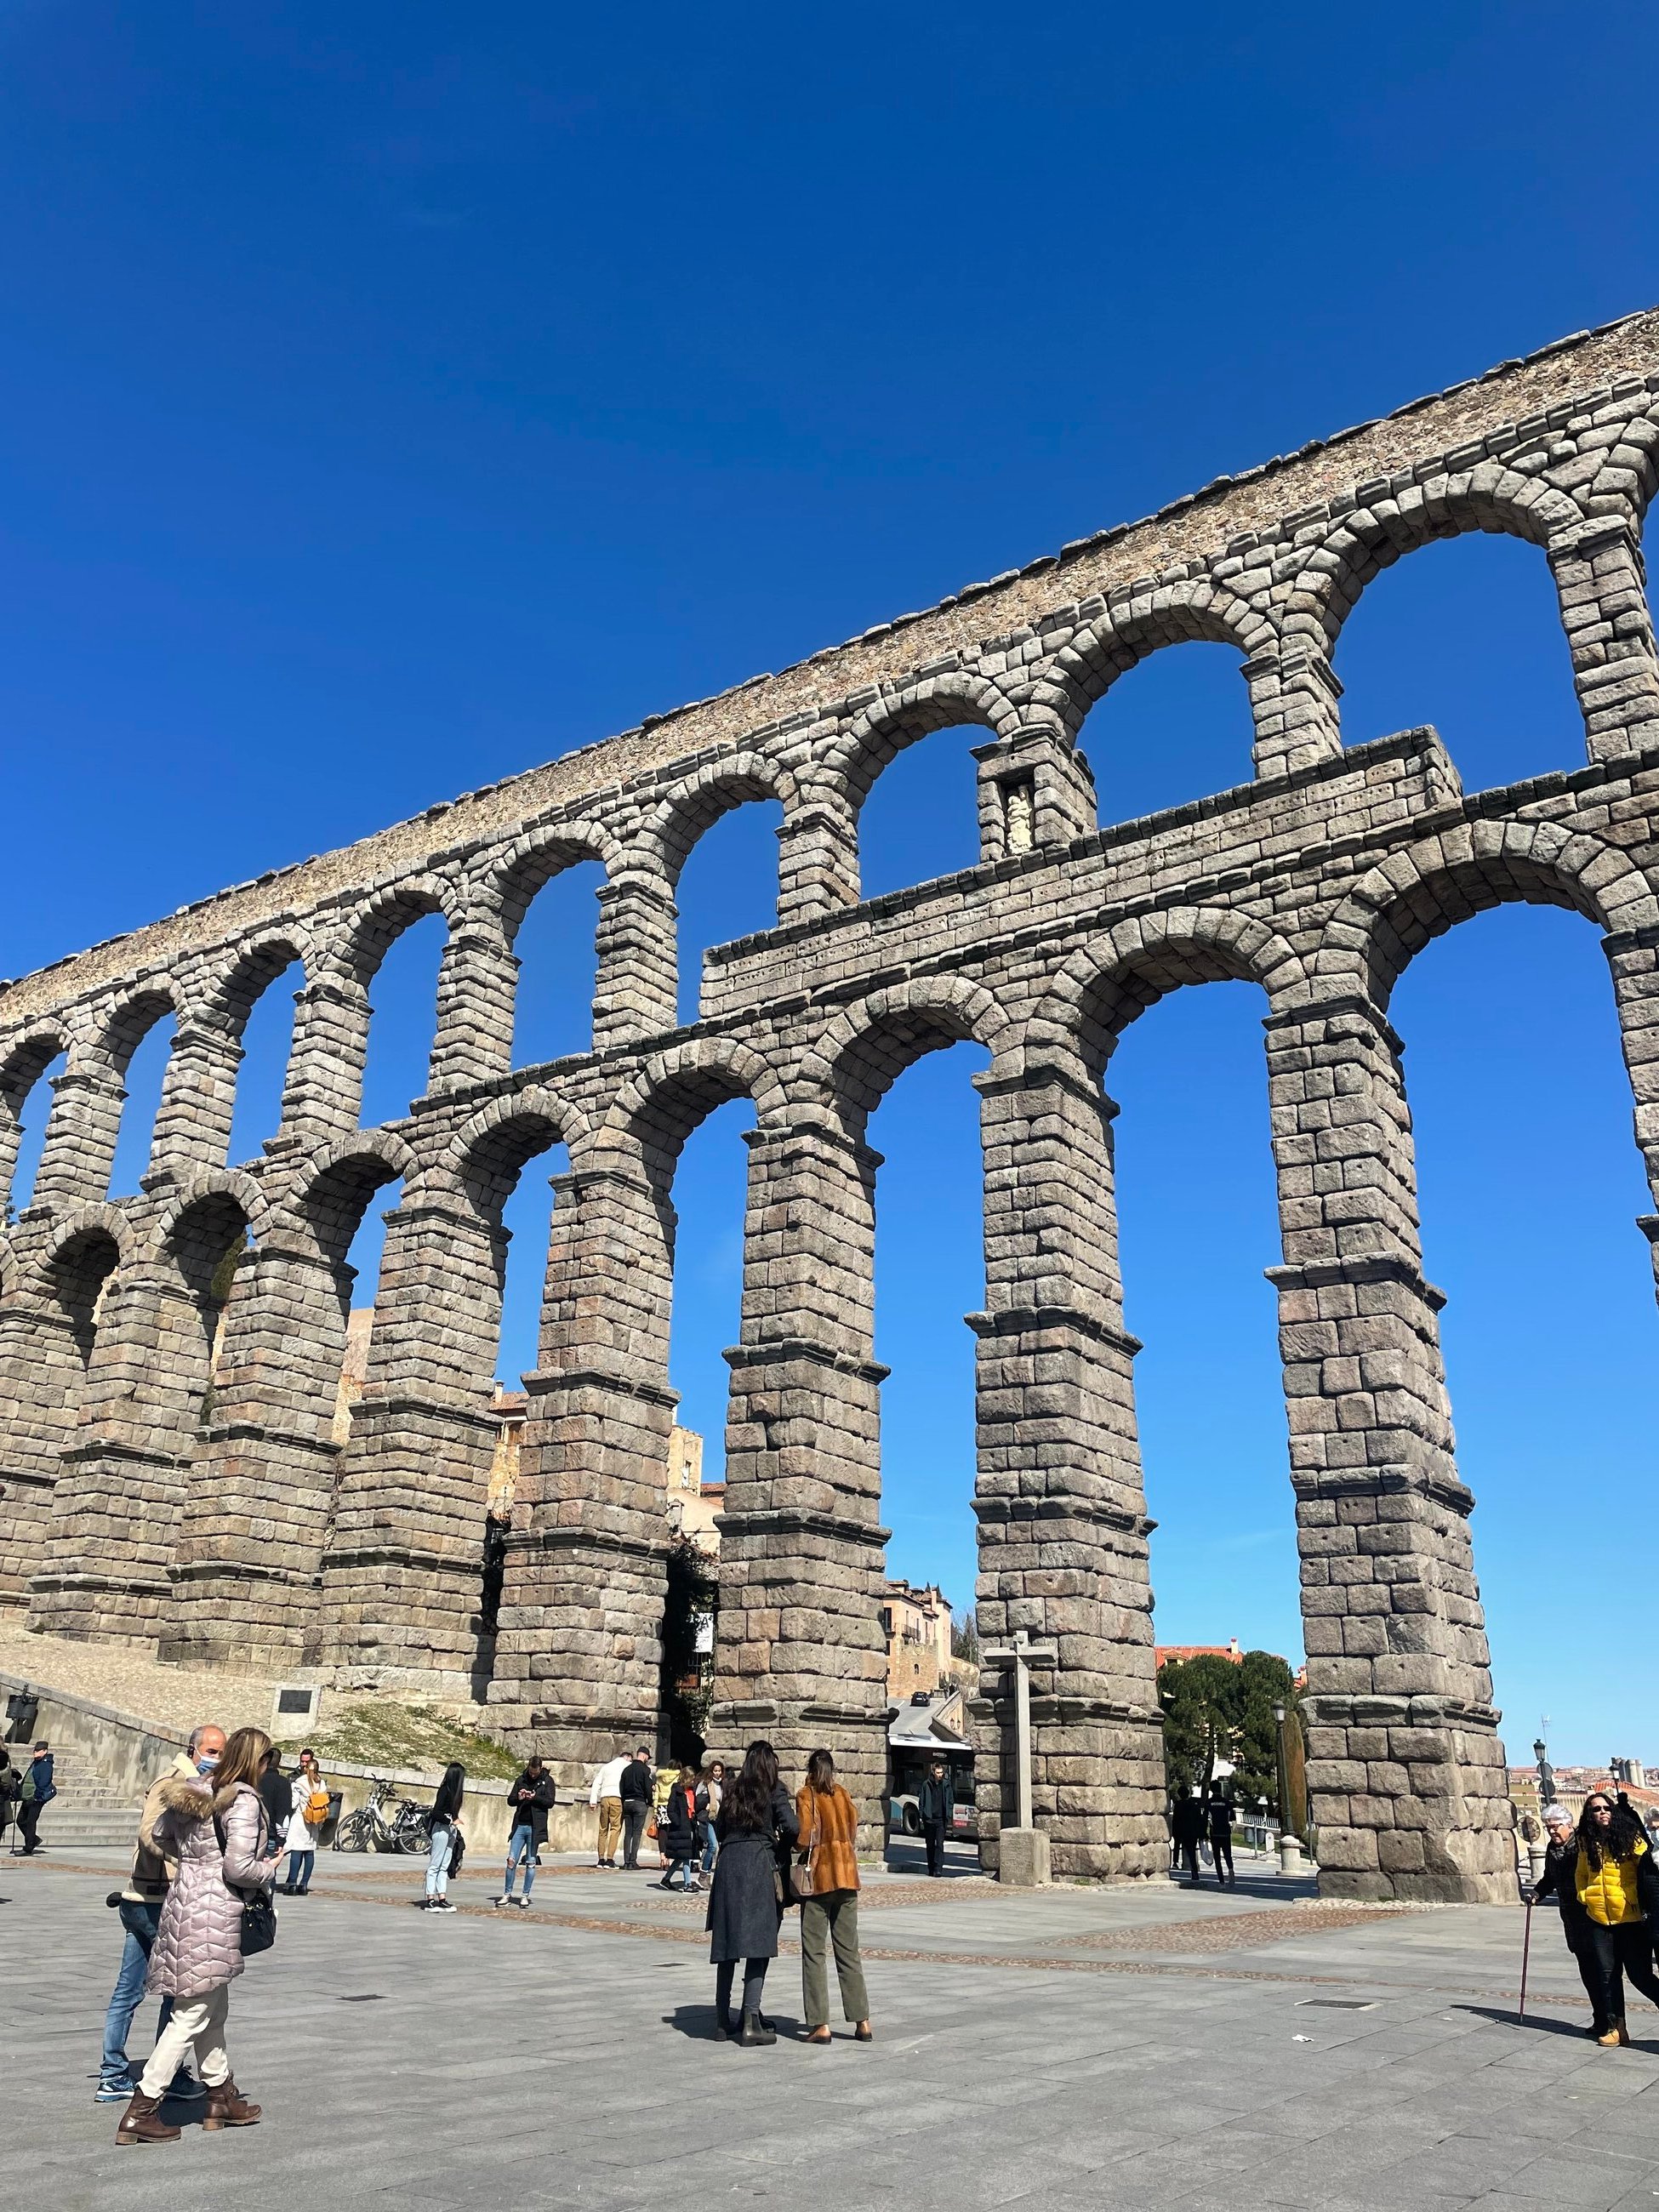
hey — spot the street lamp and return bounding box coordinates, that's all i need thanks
[1533,1736,1555,1808]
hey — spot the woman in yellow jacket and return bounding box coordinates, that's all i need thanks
[1576,1793,1659,2047]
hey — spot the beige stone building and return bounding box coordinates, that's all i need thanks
[881,1580,967,1699]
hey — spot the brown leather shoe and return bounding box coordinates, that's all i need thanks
[116,2091,181,2146]
[202,2078,263,2129]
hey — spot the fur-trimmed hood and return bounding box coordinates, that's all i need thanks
[153,1773,245,1821]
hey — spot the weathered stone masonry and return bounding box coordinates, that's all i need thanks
[3,311,1659,1902]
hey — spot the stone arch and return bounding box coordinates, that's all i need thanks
[0,1023,71,1211]
[1283,467,1588,665]
[821,672,1026,824]
[1029,578,1276,741]
[200,930,314,1037]
[1033,908,1310,1075]
[600,1035,783,1191]
[157,1183,258,1368]
[338,875,461,986]
[276,1127,418,1267]
[480,818,620,945]
[88,979,182,1079]
[152,1167,269,1253]
[801,975,1018,1123]
[435,1088,593,1218]
[1314,819,1659,1008]
[25,1200,137,1292]
[1587,401,1659,523]
[634,754,801,892]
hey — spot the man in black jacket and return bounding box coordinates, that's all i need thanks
[495,1756,556,1910]
[917,1758,954,1878]
[257,1748,293,1862]
[1206,1787,1236,1886]
[619,1746,655,1871]
[1172,1791,1207,1884]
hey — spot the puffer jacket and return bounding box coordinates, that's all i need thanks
[1576,1834,1659,1928]
[145,1776,273,1999]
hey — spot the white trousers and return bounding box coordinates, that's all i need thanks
[138,1983,232,2095]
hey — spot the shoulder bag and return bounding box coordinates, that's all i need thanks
[790,1796,819,1902]
[214,1813,277,1956]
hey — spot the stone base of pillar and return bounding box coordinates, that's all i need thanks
[23,1571,168,1646]
[159,1558,324,1675]
[1306,1694,1515,1904]
[995,1828,1052,1887]
[487,1526,670,1794]
[972,1699,1167,1881]
[705,1700,890,1854]
[321,1544,496,1701]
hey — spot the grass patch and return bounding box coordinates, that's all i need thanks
[301,1698,521,1782]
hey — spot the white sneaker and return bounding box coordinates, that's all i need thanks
[514,1896,530,1911]
[432,1899,457,1913]
[492,1895,508,1908]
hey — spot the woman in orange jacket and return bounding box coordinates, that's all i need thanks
[795,1751,872,2044]
[1575,1792,1659,2048]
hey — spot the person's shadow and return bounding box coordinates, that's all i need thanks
[664,2004,805,2042]
[1453,2004,1594,2040]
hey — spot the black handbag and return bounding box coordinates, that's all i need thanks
[214,1814,277,1956]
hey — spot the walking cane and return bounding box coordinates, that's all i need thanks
[1518,1896,1533,2021]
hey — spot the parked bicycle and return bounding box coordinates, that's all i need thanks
[332,1777,433,1856]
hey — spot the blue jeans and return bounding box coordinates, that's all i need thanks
[100,1901,174,2090]
[284,1848,315,1892]
[425,1821,453,1897]
[504,1825,537,1896]
[701,1830,719,1873]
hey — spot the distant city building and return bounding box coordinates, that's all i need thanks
[1155,1637,1243,1667]
[880,1579,976,1699]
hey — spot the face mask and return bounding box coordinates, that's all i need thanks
[197,1753,220,1775]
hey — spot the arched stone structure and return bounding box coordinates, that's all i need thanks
[4,312,1659,1896]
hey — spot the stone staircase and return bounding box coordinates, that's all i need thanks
[9,1748,142,1851]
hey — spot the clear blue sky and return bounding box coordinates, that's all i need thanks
[2,3,1654,1764]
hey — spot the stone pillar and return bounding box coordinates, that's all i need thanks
[487,1162,676,1783]
[0,1232,117,1610]
[31,1063,128,1207]
[319,1195,510,1695]
[150,1021,244,1175]
[776,800,860,923]
[1548,517,1659,761]
[712,1115,891,1839]
[1263,995,1512,1901]
[428,928,518,1090]
[1605,926,1659,1303]
[161,1238,357,1670]
[270,974,372,1150]
[593,879,678,1045]
[1244,647,1345,778]
[970,1058,1166,1881]
[27,1257,224,1642]
[973,727,1097,861]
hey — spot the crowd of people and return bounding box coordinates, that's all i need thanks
[50,1707,1659,2147]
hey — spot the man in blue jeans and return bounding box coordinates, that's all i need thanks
[96,1722,224,2105]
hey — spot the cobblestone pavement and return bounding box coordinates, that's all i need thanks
[5,1850,1658,2212]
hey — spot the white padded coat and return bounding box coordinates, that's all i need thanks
[145,1776,273,1999]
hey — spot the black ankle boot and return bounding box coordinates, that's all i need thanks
[738,2010,776,2047]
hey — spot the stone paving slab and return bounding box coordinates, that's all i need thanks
[4,1853,1656,2211]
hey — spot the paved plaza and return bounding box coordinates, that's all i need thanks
[5,1843,1658,2211]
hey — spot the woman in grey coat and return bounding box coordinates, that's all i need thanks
[117,1726,276,2146]
[705,1740,798,2046]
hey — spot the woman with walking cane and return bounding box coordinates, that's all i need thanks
[1572,1791,1659,2048]
[1531,1800,1622,2038]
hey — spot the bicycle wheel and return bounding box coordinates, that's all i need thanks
[394,1811,432,1857]
[334,1809,373,1854]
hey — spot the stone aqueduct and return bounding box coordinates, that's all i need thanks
[3,311,1658,1903]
